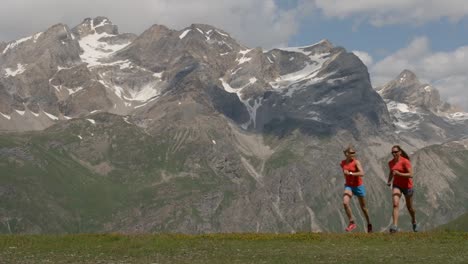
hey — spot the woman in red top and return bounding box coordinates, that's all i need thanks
[387,145,419,233]
[340,146,372,233]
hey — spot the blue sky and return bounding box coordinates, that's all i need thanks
[291,15,468,61]
[1,0,467,109]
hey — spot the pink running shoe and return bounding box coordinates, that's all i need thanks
[345,222,357,232]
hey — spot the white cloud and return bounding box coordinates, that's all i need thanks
[371,36,430,84]
[352,51,373,66]
[370,37,468,110]
[434,76,468,111]
[314,0,468,26]
[0,0,314,49]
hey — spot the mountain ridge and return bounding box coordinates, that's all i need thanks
[1,17,467,234]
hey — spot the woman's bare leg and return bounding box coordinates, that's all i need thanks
[358,196,370,225]
[405,194,416,224]
[343,190,354,222]
[392,188,402,226]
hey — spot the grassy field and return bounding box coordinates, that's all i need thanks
[0,232,467,263]
[436,212,468,232]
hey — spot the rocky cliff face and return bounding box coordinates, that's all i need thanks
[1,17,467,234]
[1,17,392,135]
[378,70,453,113]
[377,70,468,148]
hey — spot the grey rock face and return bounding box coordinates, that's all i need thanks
[250,43,392,137]
[1,17,467,235]
[0,23,84,130]
[379,70,452,113]
[72,17,119,38]
[378,70,468,147]
[1,18,392,135]
[0,17,142,130]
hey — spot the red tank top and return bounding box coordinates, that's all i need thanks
[340,159,363,187]
[388,157,413,188]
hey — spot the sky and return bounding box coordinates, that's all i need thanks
[1,0,467,110]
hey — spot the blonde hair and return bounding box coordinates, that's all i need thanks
[343,145,356,155]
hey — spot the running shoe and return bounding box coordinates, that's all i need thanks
[389,225,398,233]
[412,223,420,232]
[345,222,357,232]
[367,224,373,233]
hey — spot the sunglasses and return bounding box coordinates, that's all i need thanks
[391,151,399,154]
[347,151,356,154]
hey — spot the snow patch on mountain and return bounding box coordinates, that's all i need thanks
[386,100,423,131]
[123,83,160,102]
[444,112,468,124]
[79,32,131,66]
[0,112,11,120]
[2,36,33,54]
[220,77,261,128]
[33,32,43,42]
[215,30,229,37]
[98,80,125,99]
[269,50,330,93]
[67,87,83,95]
[236,49,253,65]
[93,18,111,29]
[312,92,346,105]
[271,62,326,89]
[306,111,322,121]
[43,111,59,120]
[4,64,26,77]
[98,78,160,104]
[231,67,242,75]
[179,29,192,39]
[100,60,132,69]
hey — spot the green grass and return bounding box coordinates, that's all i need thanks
[265,149,298,170]
[436,213,468,232]
[0,145,127,233]
[0,115,229,233]
[0,233,466,263]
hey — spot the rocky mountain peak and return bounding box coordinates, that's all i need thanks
[301,39,334,54]
[143,24,172,38]
[189,23,229,35]
[396,69,418,85]
[1,22,80,67]
[2,18,390,135]
[177,23,240,50]
[72,17,118,38]
[379,70,454,113]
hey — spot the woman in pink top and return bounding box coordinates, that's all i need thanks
[387,145,419,233]
[340,146,372,233]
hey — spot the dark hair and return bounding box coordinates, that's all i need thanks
[392,145,410,160]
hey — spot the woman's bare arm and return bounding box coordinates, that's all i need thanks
[393,166,413,178]
[351,160,364,177]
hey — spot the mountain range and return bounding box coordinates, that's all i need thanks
[1,17,467,233]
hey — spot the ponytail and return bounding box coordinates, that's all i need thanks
[393,145,410,160]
